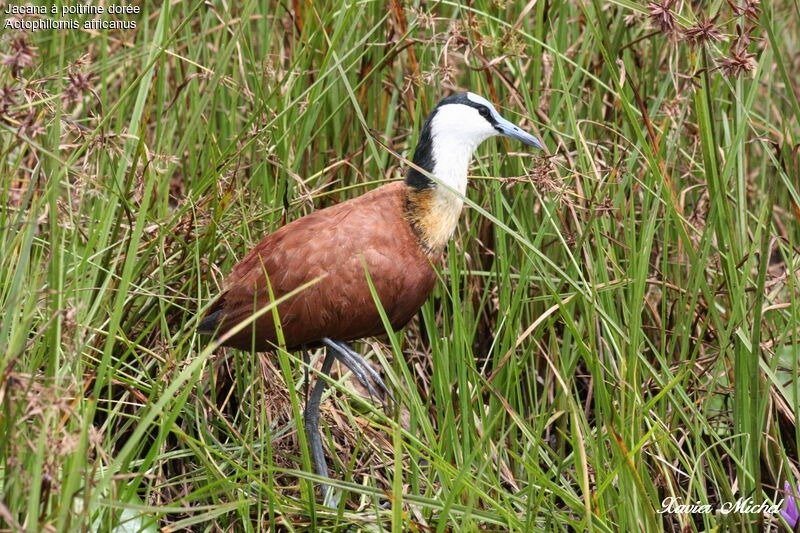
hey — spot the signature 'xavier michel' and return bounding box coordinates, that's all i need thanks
[199,92,543,504]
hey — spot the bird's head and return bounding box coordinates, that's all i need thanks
[431,92,543,150]
[407,92,543,192]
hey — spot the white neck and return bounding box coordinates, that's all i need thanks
[410,136,481,251]
[430,134,479,196]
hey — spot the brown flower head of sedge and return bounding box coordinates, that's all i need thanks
[0,84,20,119]
[727,0,762,20]
[715,46,757,77]
[733,23,759,49]
[647,0,678,32]
[62,71,96,105]
[528,156,561,194]
[715,24,758,77]
[17,110,45,138]
[0,36,39,78]
[681,16,723,47]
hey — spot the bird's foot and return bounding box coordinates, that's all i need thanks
[321,484,340,508]
[321,338,395,405]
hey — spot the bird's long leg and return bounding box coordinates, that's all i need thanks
[305,340,394,507]
[304,347,337,507]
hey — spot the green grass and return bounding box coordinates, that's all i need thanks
[1,0,799,531]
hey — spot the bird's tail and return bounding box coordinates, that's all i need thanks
[197,309,224,335]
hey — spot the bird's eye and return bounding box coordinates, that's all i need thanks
[478,107,490,118]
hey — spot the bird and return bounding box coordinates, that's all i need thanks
[198,91,543,505]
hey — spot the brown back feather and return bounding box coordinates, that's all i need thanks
[203,182,439,351]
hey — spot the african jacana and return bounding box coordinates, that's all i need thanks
[199,92,543,505]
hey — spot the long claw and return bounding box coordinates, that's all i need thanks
[321,338,393,405]
[334,349,382,401]
[332,340,395,404]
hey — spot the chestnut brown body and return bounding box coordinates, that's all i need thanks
[201,181,439,351]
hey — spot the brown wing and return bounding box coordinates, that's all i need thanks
[201,182,438,351]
